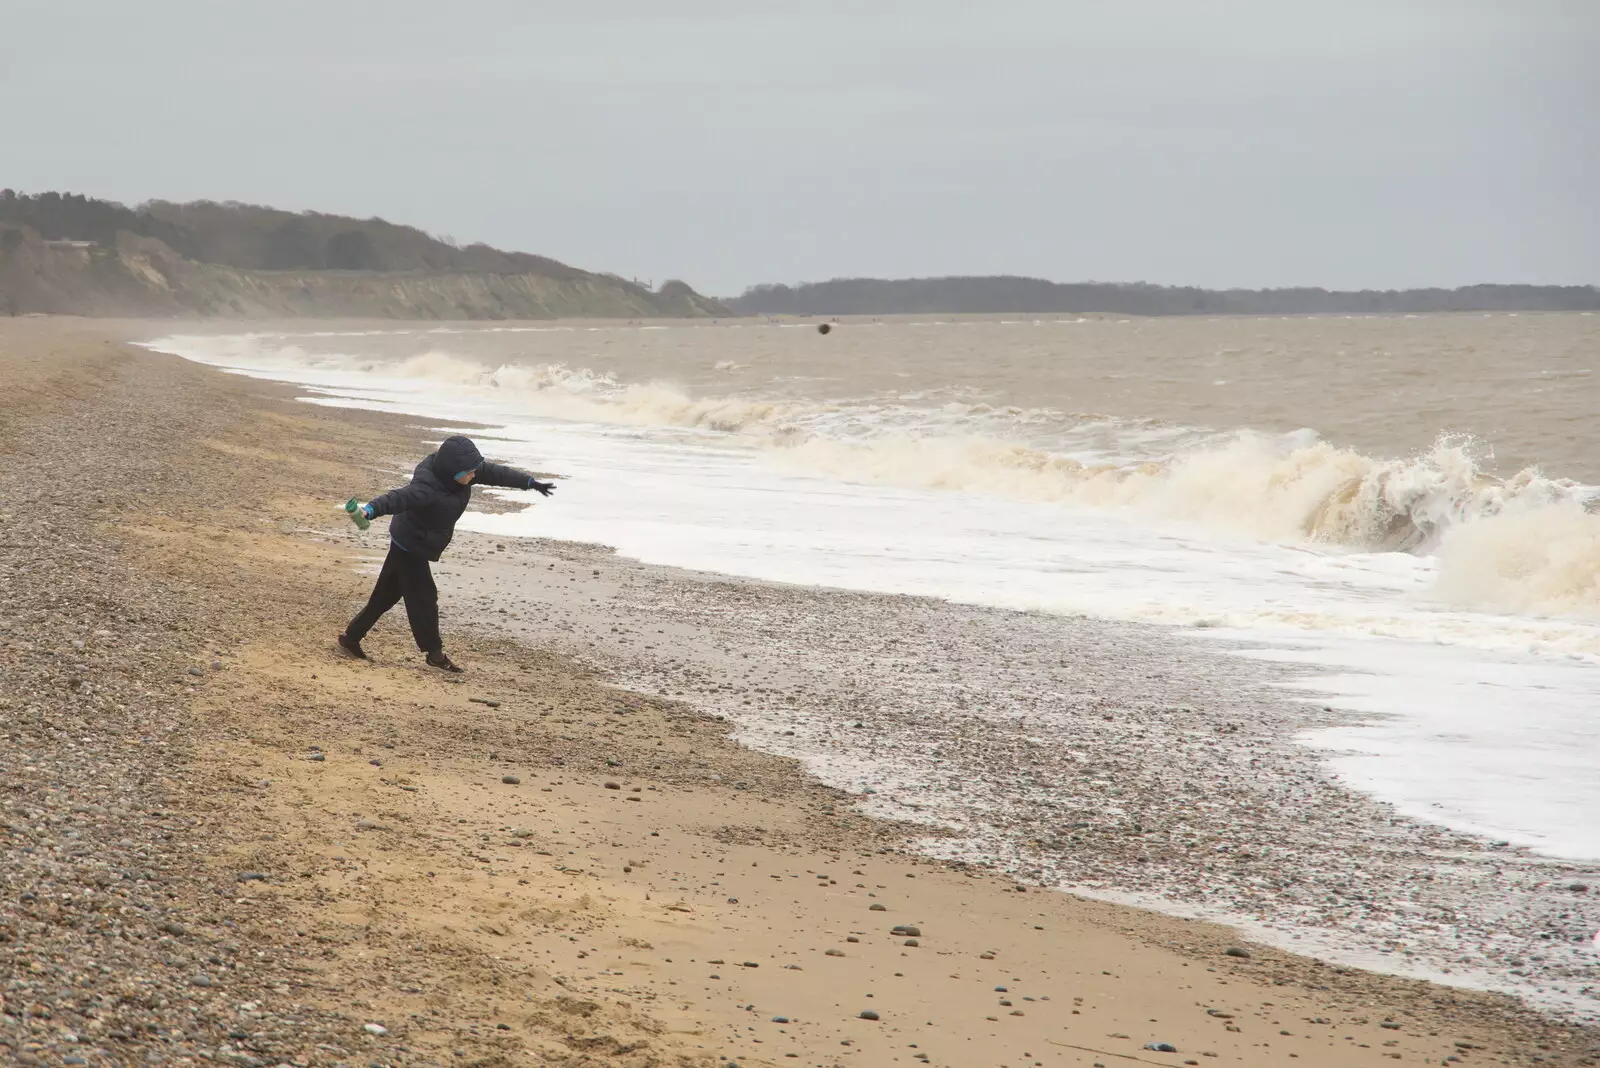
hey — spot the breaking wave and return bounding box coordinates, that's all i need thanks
[771,431,1586,548]
[144,336,1600,620]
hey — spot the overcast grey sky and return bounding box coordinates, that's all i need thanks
[4,0,1597,294]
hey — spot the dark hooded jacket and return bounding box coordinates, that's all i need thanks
[366,435,541,561]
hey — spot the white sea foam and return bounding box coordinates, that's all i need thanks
[145,334,1600,623]
[139,331,1600,864]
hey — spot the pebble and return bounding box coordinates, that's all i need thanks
[7,359,1591,1066]
[363,1023,389,1036]
[595,546,1600,1010]
[1145,1042,1178,1053]
[0,356,539,1066]
[501,775,521,785]
[307,753,326,762]
[891,925,922,937]
[468,697,501,708]
[604,782,622,790]
[1223,947,1251,959]
[858,1010,880,1021]
[869,903,887,912]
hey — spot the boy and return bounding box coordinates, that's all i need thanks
[338,435,554,672]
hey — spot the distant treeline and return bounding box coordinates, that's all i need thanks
[729,276,1600,316]
[0,189,587,278]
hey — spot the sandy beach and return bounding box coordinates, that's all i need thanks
[3,318,1597,1068]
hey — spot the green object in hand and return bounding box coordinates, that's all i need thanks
[344,498,370,531]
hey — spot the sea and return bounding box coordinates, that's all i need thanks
[141,313,1600,1001]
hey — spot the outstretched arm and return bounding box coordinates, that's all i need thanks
[479,461,556,497]
[365,481,432,518]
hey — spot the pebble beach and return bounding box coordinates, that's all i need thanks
[3,318,1597,1067]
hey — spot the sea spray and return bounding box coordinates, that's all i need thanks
[1434,501,1600,619]
[137,331,1600,621]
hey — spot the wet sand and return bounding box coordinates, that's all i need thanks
[433,533,1600,1021]
[2,317,1596,1067]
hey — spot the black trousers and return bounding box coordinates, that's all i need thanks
[346,543,442,653]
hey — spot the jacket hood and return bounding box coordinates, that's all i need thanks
[432,435,485,481]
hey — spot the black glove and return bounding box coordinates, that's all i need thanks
[528,479,556,497]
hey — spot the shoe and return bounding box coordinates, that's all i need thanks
[426,650,464,674]
[337,634,368,660]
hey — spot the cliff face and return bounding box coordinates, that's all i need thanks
[0,228,728,319]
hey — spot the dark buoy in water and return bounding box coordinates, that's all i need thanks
[817,322,832,335]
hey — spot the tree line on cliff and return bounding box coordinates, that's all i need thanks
[0,189,591,278]
[729,276,1600,316]
[8,191,1593,317]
